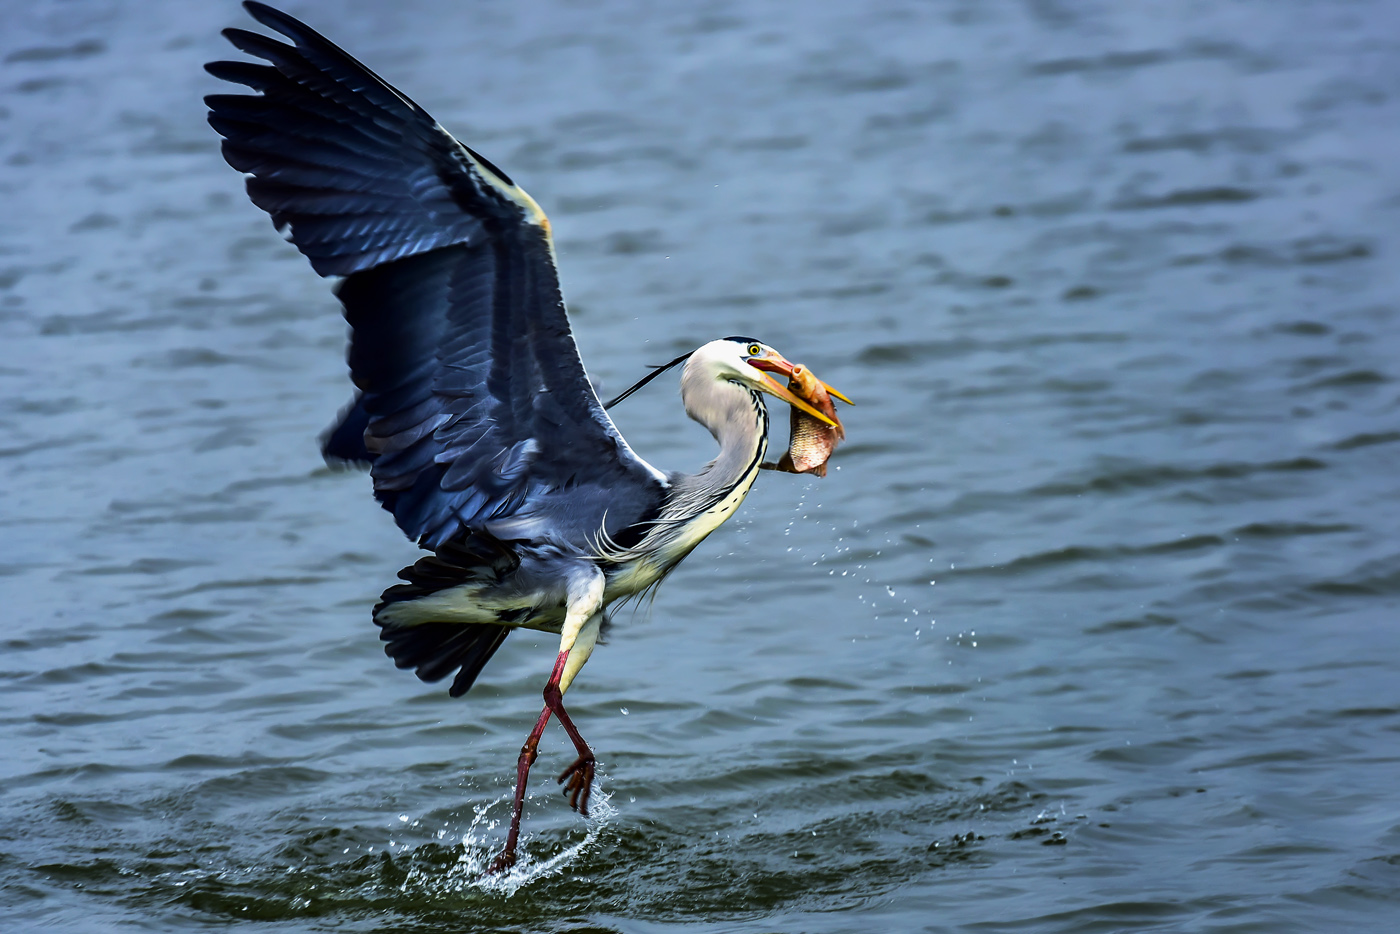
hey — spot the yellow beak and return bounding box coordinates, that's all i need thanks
[746,353,847,427]
[822,383,854,406]
[754,371,840,427]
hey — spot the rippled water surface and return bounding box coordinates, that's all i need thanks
[4,0,1400,930]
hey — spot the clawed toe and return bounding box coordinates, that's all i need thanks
[488,849,517,875]
[557,755,595,815]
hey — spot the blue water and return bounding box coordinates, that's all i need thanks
[3,0,1400,930]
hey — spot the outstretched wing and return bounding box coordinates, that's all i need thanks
[206,1,668,549]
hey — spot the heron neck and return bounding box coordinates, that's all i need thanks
[683,375,769,491]
[595,373,768,581]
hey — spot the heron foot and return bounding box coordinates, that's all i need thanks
[488,848,517,875]
[558,754,595,816]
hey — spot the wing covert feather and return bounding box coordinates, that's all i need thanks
[207,1,666,548]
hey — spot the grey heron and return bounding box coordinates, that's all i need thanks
[205,2,850,871]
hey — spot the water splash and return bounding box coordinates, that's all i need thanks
[402,782,618,899]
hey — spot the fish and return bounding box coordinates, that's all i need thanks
[761,363,845,477]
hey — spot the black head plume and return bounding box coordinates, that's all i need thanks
[602,352,693,409]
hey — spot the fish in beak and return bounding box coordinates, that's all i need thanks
[747,353,850,427]
[756,352,851,411]
[747,354,849,477]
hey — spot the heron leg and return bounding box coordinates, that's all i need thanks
[489,569,603,874]
[552,612,602,814]
[491,701,553,874]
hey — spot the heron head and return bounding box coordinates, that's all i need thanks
[689,337,847,427]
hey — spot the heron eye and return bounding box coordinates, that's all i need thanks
[747,343,762,356]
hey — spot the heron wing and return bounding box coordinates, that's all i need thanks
[206,1,667,548]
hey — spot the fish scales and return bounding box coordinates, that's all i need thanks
[763,364,844,477]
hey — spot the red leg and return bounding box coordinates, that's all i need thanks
[549,683,596,815]
[489,702,551,874]
[490,649,597,872]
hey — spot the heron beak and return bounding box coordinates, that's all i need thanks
[746,356,841,427]
[758,372,840,427]
[748,354,853,408]
[823,383,854,406]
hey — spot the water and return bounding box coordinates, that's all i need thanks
[3,0,1400,930]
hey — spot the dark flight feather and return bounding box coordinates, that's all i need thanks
[206,1,668,551]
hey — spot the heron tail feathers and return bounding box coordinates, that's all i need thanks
[379,621,510,698]
[375,534,521,696]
